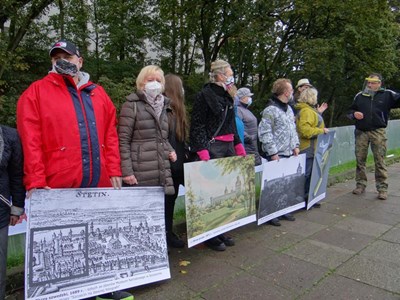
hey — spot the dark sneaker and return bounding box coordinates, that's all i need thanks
[279,214,295,221]
[167,232,185,248]
[378,191,387,200]
[204,237,226,251]
[218,234,235,246]
[313,203,321,208]
[96,291,134,300]
[352,185,365,195]
[268,218,281,226]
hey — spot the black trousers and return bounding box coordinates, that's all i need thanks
[164,175,183,234]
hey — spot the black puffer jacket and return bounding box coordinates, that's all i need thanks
[190,83,240,152]
[348,88,400,131]
[0,126,25,229]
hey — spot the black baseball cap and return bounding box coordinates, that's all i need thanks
[49,40,81,57]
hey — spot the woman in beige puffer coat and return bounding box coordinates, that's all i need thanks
[118,65,177,195]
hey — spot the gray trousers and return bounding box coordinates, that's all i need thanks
[0,225,8,300]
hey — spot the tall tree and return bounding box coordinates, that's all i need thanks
[156,0,200,75]
[0,0,54,84]
[95,0,149,61]
[298,0,399,126]
[182,0,249,78]
[47,0,90,55]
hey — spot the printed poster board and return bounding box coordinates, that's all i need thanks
[25,187,170,300]
[184,156,256,248]
[258,155,306,225]
[307,131,336,209]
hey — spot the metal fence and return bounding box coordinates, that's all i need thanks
[329,119,400,167]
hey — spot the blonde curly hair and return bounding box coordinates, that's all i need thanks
[298,87,318,106]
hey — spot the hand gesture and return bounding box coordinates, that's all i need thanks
[317,102,328,114]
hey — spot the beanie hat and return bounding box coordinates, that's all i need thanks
[236,88,254,99]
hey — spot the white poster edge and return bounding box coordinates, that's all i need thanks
[187,214,256,248]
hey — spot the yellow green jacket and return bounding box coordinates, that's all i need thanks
[295,102,325,153]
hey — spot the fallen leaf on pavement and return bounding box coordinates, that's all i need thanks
[179,260,191,267]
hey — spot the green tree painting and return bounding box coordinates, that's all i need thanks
[184,156,256,246]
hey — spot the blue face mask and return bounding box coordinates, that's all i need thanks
[246,98,252,107]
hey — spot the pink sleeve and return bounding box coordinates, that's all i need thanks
[197,149,210,161]
[234,143,246,157]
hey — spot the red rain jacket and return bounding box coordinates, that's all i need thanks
[17,72,121,190]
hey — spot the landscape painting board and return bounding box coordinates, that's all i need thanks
[258,155,306,225]
[25,187,169,300]
[307,131,336,209]
[184,156,256,247]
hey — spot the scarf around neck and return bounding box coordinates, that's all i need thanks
[146,93,164,119]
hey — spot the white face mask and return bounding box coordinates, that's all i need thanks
[225,76,234,86]
[144,81,163,98]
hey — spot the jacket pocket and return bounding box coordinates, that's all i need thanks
[44,146,76,176]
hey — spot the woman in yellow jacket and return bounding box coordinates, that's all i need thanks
[295,87,329,207]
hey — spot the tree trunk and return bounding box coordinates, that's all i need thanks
[58,0,64,38]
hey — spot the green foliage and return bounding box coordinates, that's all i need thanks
[95,0,150,61]
[181,73,205,116]
[329,148,400,176]
[7,254,24,269]
[173,207,186,224]
[0,0,399,128]
[390,108,400,120]
[97,76,135,113]
[0,95,18,127]
[185,178,205,238]
[214,156,256,215]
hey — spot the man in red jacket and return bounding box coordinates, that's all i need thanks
[17,40,122,192]
[17,40,133,299]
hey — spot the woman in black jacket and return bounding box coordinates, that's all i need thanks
[0,125,25,299]
[189,60,246,251]
[164,74,188,248]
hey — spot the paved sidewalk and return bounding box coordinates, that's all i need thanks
[132,163,400,300]
[7,163,400,299]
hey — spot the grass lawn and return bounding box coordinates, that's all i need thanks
[329,148,400,176]
[201,206,247,230]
